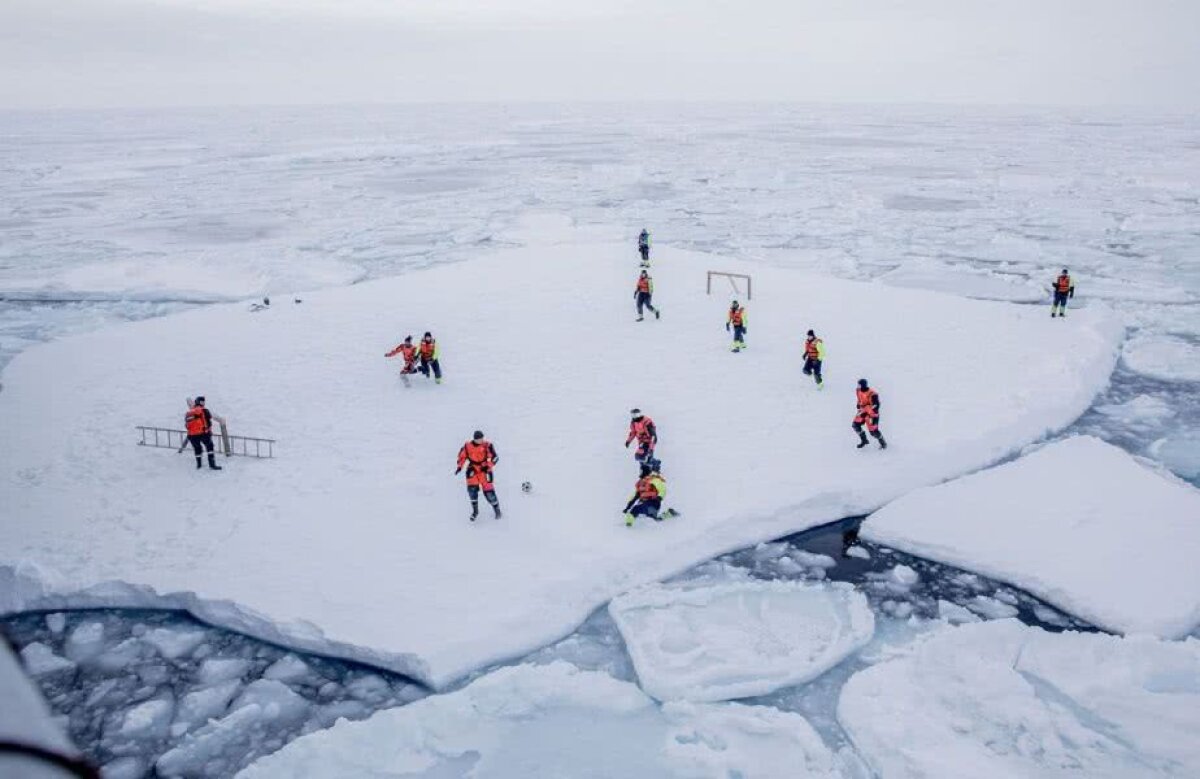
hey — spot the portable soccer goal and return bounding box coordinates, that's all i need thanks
[706,271,752,300]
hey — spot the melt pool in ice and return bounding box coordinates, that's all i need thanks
[608,580,874,702]
[861,435,1200,637]
[237,661,850,779]
[837,619,1200,779]
[0,237,1122,689]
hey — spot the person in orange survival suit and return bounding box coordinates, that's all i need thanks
[625,408,658,464]
[1050,268,1074,318]
[852,378,887,450]
[456,430,501,521]
[184,396,223,471]
[384,335,419,386]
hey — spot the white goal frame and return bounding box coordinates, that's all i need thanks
[706,271,752,300]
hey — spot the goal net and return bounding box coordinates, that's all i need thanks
[706,271,753,300]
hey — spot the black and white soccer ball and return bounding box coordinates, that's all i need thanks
[521,481,533,494]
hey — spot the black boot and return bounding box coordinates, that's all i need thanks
[874,432,888,450]
[195,457,202,470]
[486,493,502,519]
[470,502,479,522]
[208,454,222,471]
[856,433,869,449]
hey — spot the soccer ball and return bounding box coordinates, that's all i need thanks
[521,481,532,493]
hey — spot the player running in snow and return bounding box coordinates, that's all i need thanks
[638,229,651,264]
[384,335,419,387]
[184,396,223,471]
[626,408,658,464]
[727,301,747,352]
[417,332,442,384]
[852,379,887,450]
[1050,268,1074,318]
[622,462,676,526]
[634,270,660,321]
[803,329,825,389]
[456,430,501,521]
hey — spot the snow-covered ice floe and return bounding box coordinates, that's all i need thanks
[862,436,1200,637]
[1121,334,1200,383]
[838,619,1200,778]
[0,236,1122,688]
[609,580,874,702]
[238,661,850,779]
[876,260,1047,303]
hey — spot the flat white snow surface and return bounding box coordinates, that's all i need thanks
[862,436,1200,638]
[0,239,1122,688]
[838,620,1200,778]
[1121,334,1200,383]
[609,580,874,702]
[238,661,848,779]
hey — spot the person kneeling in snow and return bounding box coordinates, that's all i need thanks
[623,463,673,527]
[385,335,419,387]
[184,396,223,471]
[457,431,501,521]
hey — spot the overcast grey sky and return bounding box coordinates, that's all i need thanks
[1,0,1197,109]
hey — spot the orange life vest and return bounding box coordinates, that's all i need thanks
[458,440,495,470]
[419,339,437,360]
[856,388,878,415]
[637,276,652,294]
[729,308,745,326]
[629,416,655,444]
[185,405,209,435]
[1056,274,1071,293]
[804,337,822,360]
[636,475,662,500]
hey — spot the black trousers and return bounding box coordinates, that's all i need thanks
[1053,290,1069,307]
[636,292,657,316]
[803,358,823,383]
[639,244,649,261]
[419,358,442,379]
[188,433,214,456]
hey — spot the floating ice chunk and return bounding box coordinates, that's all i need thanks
[19,642,76,678]
[792,550,838,569]
[238,662,842,779]
[1150,431,1200,480]
[101,756,146,779]
[44,612,66,634]
[965,595,1019,620]
[143,627,208,660]
[1122,334,1200,383]
[158,680,310,777]
[845,546,871,560]
[838,620,1200,778]
[609,580,874,702]
[197,658,251,685]
[1095,394,1175,425]
[863,436,1200,637]
[262,655,314,685]
[117,696,175,739]
[887,564,919,588]
[936,600,980,625]
[63,620,105,663]
[173,679,242,734]
[878,261,1047,302]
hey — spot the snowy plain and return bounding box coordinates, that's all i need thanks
[0,228,1122,690]
[2,104,1199,776]
[862,436,1200,637]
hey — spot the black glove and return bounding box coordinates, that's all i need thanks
[1069,287,1075,299]
[455,467,462,475]
[725,323,730,331]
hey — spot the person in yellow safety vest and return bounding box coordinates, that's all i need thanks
[1050,268,1074,318]
[417,332,442,384]
[803,329,825,389]
[727,301,747,352]
[623,463,668,526]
